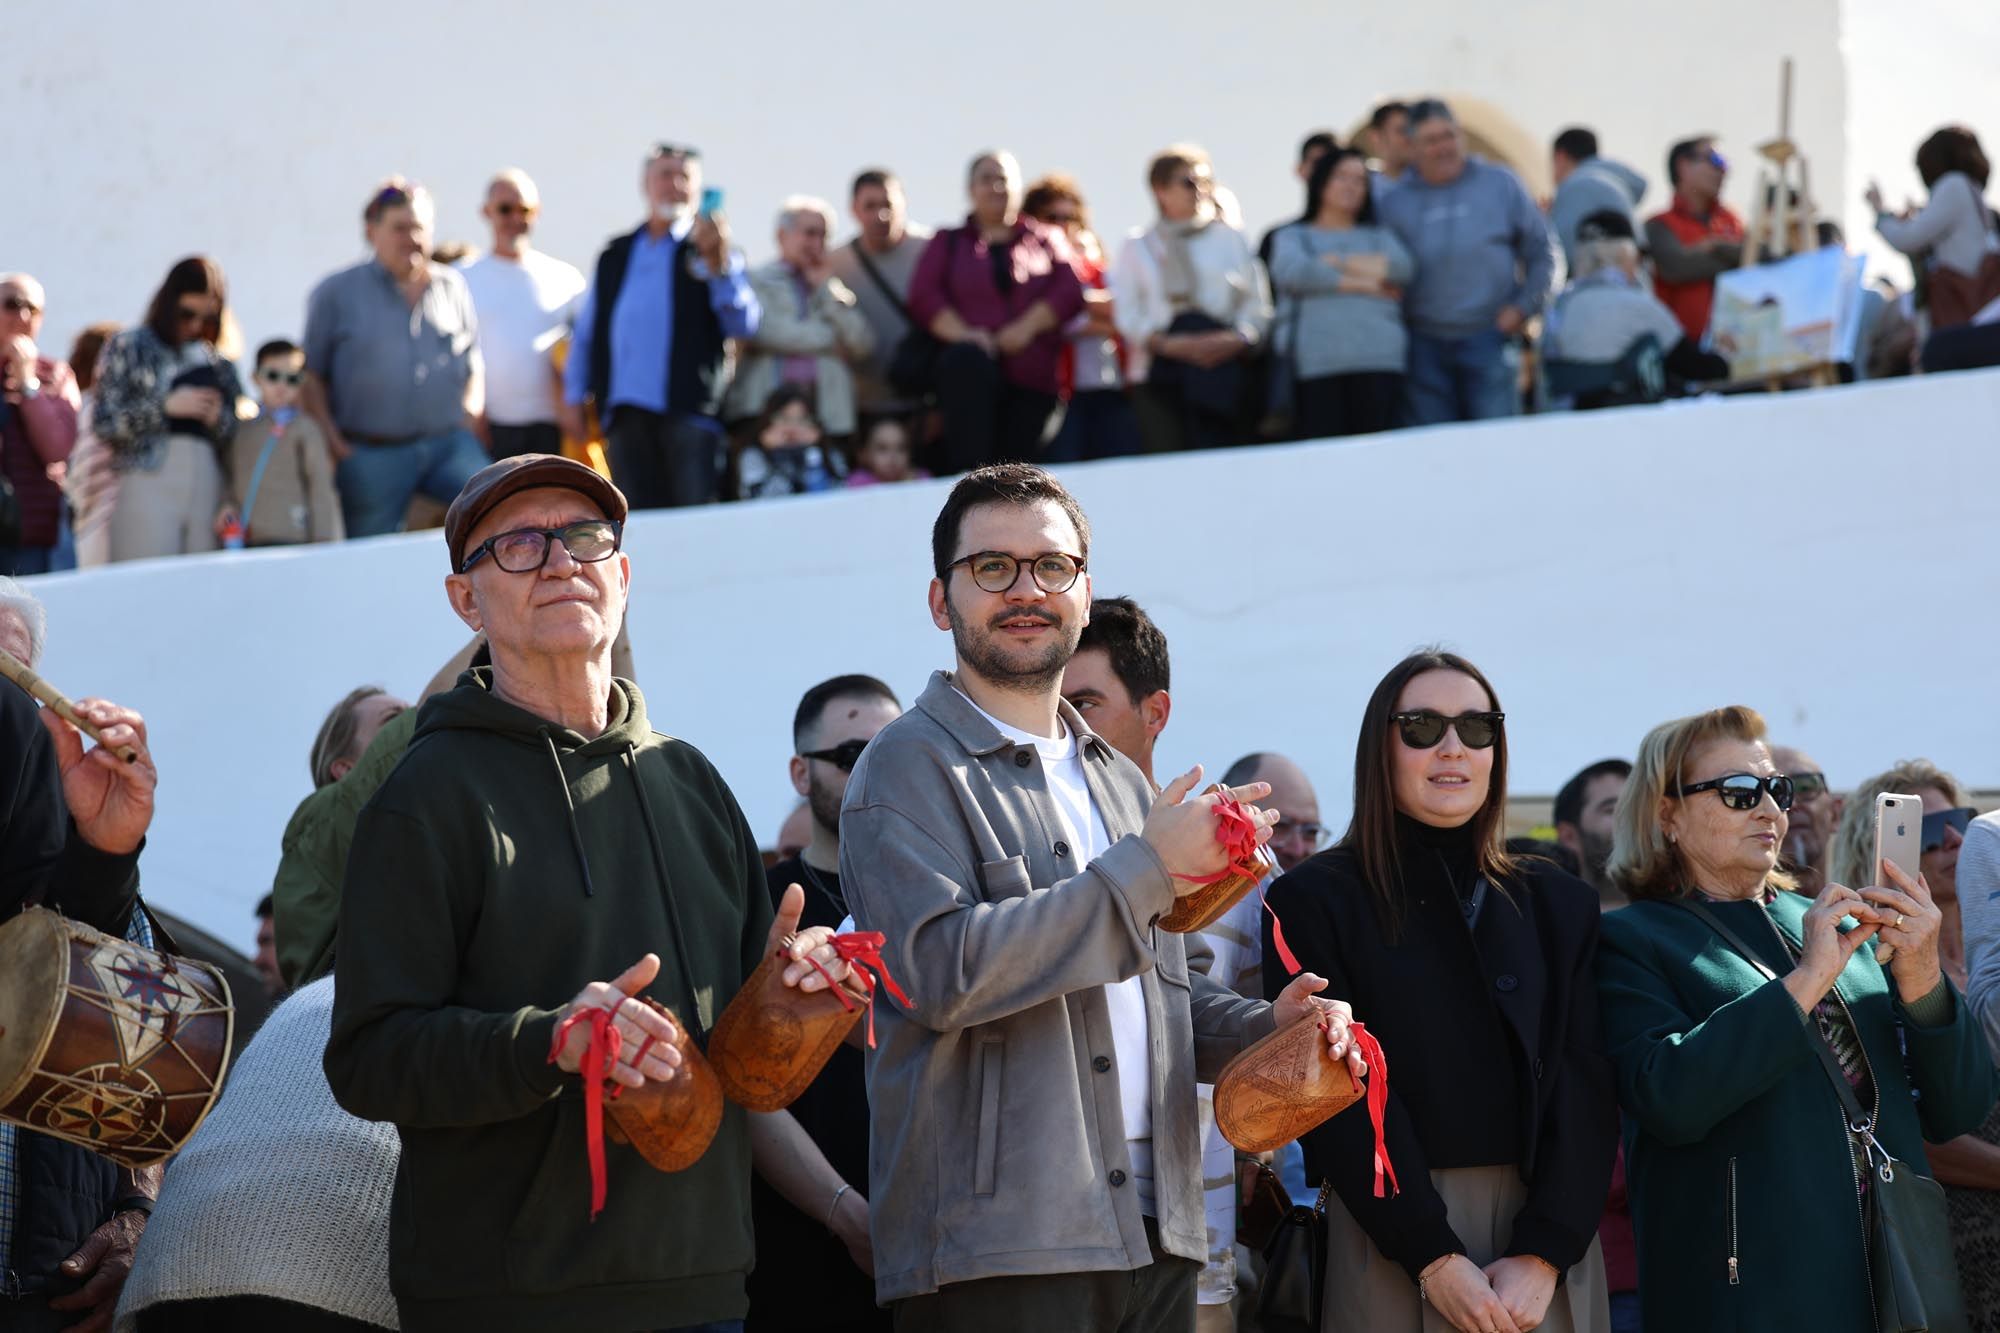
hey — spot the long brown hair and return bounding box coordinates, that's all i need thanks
[1339,649,1518,931]
[143,255,231,350]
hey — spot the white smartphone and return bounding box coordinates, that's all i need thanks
[1871,793,1923,963]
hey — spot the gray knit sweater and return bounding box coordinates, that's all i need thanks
[113,979,400,1331]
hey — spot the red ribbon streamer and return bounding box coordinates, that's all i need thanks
[1273,901,1398,1199]
[548,1005,626,1222]
[798,930,913,1049]
[1348,1022,1399,1198]
[1172,794,1265,886]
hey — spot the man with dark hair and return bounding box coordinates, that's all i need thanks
[1643,135,1745,340]
[843,462,1362,1330]
[1061,597,1172,786]
[1379,98,1555,424]
[1369,101,1414,184]
[253,893,283,998]
[562,144,761,509]
[1552,757,1631,904]
[826,167,934,416]
[749,673,903,1331]
[1549,126,1648,272]
[1258,131,1341,265]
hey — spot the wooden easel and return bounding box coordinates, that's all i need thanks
[1739,58,1837,390]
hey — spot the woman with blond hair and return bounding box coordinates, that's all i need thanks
[1597,707,1997,1333]
[1829,760,2000,1328]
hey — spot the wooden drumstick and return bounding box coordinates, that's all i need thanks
[0,646,140,764]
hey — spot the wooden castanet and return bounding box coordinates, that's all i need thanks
[1159,785,1275,934]
[0,907,234,1167]
[1214,1013,1363,1154]
[602,997,722,1172]
[708,941,866,1112]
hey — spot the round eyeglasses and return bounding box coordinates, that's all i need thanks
[946,550,1085,595]
[460,519,623,574]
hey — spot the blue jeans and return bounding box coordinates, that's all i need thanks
[0,544,54,577]
[335,427,489,538]
[1405,329,1519,426]
[1043,388,1142,463]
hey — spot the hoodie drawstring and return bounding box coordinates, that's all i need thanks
[622,744,710,1042]
[541,729,597,897]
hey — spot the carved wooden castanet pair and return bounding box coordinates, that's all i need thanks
[0,908,234,1168]
[1214,1013,1364,1153]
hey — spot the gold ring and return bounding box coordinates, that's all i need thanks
[1895,914,1905,929]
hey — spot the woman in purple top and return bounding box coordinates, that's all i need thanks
[906,150,1086,474]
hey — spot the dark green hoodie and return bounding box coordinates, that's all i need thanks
[324,669,774,1333]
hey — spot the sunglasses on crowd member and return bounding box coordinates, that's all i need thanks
[1788,770,1829,800]
[2,295,39,316]
[1922,806,1977,852]
[459,518,623,575]
[494,202,538,217]
[800,738,869,773]
[257,367,303,386]
[1671,772,1795,812]
[1392,710,1504,751]
[947,550,1086,595]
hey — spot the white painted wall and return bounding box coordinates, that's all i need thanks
[26,369,2000,952]
[13,0,1856,362]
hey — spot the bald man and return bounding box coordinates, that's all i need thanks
[1222,752,1325,875]
[1770,745,1840,895]
[460,169,587,459]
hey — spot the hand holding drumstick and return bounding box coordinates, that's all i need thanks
[0,650,160,857]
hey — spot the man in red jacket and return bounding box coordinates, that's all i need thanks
[0,274,81,576]
[1641,138,1746,341]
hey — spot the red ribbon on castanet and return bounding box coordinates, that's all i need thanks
[548,1005,635,1222]
[1172,793,1266,886]
[799,930,912,1049]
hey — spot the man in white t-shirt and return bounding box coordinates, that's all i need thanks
[460,169,587,458]
[841,463,1366,1332]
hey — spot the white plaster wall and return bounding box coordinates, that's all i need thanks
[26,370,2000,952]
[10,0,1848,361]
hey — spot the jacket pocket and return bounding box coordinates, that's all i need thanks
[1155,939,1193,990]
[978,855,1034,902]
[975,1036,1004,1196]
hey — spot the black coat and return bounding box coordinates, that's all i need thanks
[1261,821,1619,1281]
[1,679,142,1295]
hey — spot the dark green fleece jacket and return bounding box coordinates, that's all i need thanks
[324,669,773,1333]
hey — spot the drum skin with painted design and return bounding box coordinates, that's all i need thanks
[0,907,235,1167]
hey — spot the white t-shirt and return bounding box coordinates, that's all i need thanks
[964,694,1157,1211]
[459,250,587,426]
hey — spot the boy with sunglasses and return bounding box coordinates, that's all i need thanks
[215,340,342,547]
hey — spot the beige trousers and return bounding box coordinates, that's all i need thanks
[106,436,222,562]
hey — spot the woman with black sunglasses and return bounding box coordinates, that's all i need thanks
[1262,649,1618,1333]
[92,255,246,561]
[1597,707,1997,1333]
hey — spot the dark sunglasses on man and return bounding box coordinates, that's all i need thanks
[2,295,40,316]
[494,202,538,218]
[1671,773,1795,812]
[1392,710,1503,751]
[1922,806,1977,853]
[459,518,622,575]
[800,738,869,773]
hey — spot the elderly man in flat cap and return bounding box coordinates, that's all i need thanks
[326,454,865,1333]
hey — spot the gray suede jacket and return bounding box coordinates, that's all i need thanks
[840,671,1275,1303]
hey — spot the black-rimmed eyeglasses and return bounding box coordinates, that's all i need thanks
[946,550,1085,595]
[459,519,623,575]
[801,738,868,773]
[1671,773,1794,812]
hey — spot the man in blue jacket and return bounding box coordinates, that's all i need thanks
[1379,99,1557,426]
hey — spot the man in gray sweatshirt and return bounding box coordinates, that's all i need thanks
[1549,126,1649,273]
[1379,99,1556,426]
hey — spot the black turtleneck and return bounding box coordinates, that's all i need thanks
[1260,814,1618,1281]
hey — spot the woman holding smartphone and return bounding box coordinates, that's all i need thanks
[1597,710,1997,1333]
[1263,649,1618,1333]
[92,256,246,561]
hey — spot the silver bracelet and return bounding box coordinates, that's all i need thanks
[824,1183,852,1230]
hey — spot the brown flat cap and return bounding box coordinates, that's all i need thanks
[444,453,628,571]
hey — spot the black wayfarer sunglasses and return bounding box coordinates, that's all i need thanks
[1393,710,1504,751]
[800,738,868,773]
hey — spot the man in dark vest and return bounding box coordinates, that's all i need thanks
[561,143,761,508]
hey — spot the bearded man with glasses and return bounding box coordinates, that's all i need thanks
[838,462,1361,1331]
[326,453,860,1333]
